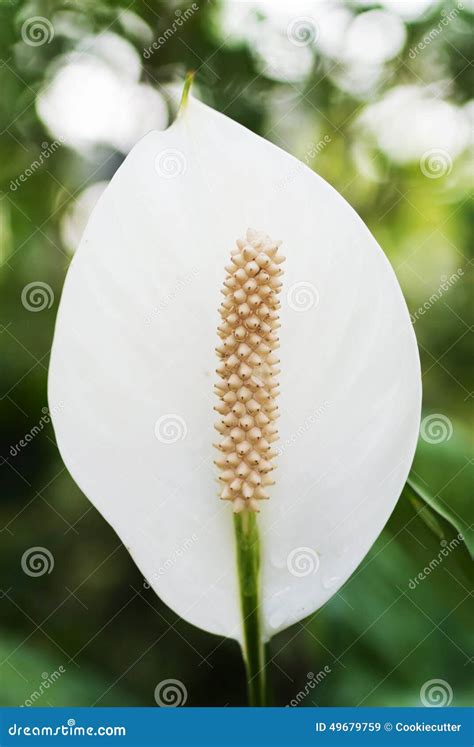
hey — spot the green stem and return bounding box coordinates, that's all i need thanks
[234,512,267,706]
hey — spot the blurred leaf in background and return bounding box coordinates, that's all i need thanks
[0,0,472,707]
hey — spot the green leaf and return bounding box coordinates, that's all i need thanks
[0,632,138,707]
[405,488,446,541]
[408,424,474,556]
[294,490,472,707]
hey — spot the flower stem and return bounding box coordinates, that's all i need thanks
[234,511,267,706]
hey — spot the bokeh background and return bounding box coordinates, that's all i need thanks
[0,0,472,708]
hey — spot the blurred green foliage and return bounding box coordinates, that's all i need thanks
[0,0,472,707]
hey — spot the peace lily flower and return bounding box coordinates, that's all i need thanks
[48,77,421,705]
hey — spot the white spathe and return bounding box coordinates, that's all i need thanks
[48,93,421,643]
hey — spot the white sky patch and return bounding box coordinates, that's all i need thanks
[353,0,436,20]
[330,63,386,98]
[76,32,142,81]
[217,1,334,81]
[358,85,471,163]
[37,33,168,154]
[218,2,406,69]
[221,3,407,91]
[254,27,314,83]
[316,6,353,59]
[378,0,437,22]
[318,9,406,98]
[342,10,406,65]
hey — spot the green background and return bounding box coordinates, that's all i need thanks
[0,0,472,708]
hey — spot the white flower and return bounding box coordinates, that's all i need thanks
[48,88,421,644]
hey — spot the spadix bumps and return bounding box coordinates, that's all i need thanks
[215,229,285,513]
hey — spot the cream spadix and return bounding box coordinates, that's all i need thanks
[215,230,284,514]
[48,88,421,644]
